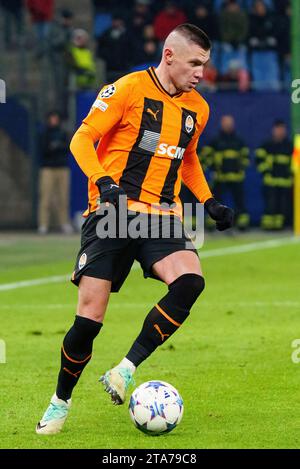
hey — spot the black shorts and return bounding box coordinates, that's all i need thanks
[71,210,198,292]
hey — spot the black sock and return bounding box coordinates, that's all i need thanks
[126,274,205,367]
[56,315,102,401]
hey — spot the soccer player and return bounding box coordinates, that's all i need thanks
[36,23,234,435]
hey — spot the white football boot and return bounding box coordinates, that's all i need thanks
[100,367,135,405]
[36,393,71,435]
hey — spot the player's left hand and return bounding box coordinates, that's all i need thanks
[204,198,234,231]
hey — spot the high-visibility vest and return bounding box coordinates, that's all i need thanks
[292,134,300,174]
[293,134,300,235]
[69,46,96,88]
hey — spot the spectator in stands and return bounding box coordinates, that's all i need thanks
[131,39,160,71]
[248,0,280,89]
[274,0,290,88]
[143,39,159,62]
[186,0,214,15]
[50,8,74,51]
[219,59,250,91]
[143,23,156,41]
[26,0,54,53]
[38,111,73,235]
[218,0,249,84]
[249,0,277,51]
[255,120,293,230]
[97,15,131,77]
[131,23,159,69]
[49,9,74,117]
[68,29,96,90]
[153,1,187,42]
[129,0,154,44]
[0,0,24,49]
[214,0,275,10]
[201,115,250,230]
[219,0,249,46]
[189,3,219,41]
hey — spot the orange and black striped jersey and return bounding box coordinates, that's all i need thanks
[70,66,212,218]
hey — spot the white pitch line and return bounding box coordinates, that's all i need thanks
[0,236,298,292]
[198,236,300,258]
[0,303,75,309]
[0,275,69,292]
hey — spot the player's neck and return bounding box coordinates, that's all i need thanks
[154,64,179,96]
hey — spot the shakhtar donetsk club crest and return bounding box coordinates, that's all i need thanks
[78,253,87,270]
[185,115,194,133]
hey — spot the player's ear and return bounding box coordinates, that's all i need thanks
[164,47,174,65]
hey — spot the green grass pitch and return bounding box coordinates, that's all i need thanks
[0,232,299,449]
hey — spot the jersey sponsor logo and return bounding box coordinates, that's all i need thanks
[78,253,87,270]
[157,143,185,160]
[146,108,160,121]
[99,84,116,99]
[185,115,194,133]
[138,130,161,153]
[92,98,108,112]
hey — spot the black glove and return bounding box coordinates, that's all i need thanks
[204,197,234,231]
[95,176,126,207]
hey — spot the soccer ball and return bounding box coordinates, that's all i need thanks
[128,380,184,435]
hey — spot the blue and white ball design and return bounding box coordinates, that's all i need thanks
[128,381,184,435]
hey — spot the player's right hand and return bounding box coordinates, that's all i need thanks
[95,176,127,207]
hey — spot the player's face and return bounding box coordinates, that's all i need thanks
[170,42,210,92]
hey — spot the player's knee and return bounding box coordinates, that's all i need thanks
[77,295,105,323]
[78,308,104,324]
[168,273,205,310]
[78,280,109,323]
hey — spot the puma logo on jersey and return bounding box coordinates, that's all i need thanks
[154,324,170,342]
[147,108,160,121]
[157,143,185,160]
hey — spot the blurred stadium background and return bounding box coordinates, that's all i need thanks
[0,0,299,232]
